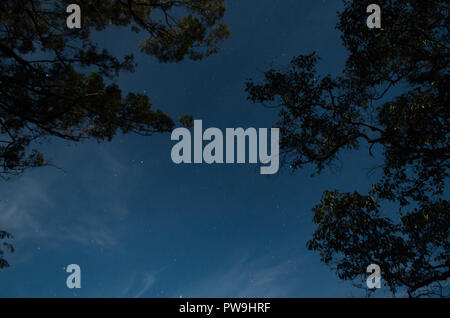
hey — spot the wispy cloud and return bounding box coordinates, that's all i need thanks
[134,273,157,298]
[0,143,132,250]
[119,271,158,298]
[180,252,304,298]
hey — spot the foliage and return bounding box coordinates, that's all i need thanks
[0,0,230,177]
[0,0,229,267]
[0,231,13,269]
[246,0,449,297]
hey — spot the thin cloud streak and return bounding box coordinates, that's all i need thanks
[180,253,304,298]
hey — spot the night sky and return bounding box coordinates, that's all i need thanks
[0,0,386,297]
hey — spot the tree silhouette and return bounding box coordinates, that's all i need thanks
[0,0,229,268]
[246,0,449,297]
[0,231,13,269]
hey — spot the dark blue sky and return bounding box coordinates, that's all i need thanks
[0,0,388,297]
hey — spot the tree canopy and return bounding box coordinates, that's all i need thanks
[0,0,229,268]
[246,0,449,297]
